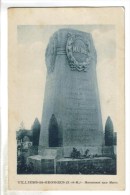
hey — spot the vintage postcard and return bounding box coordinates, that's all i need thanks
[8,7,125,190]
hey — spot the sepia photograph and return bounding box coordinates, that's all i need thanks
[8,7,125,190]
[16,26,117,175]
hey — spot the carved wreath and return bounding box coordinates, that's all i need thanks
[66,33,91,71]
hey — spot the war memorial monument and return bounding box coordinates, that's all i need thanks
[18,28,116,174]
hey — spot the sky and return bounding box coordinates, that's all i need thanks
[15,25,117,131]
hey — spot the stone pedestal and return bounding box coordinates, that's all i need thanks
[39,28,103,155]
[102,146,115,157]
[27,148,63,174]
[56,157,116,174]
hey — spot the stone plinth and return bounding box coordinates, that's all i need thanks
[27,155,55,174]
[27,155,43,173]
[102,146,115,157]
[39,28,103,153]
[56,157,116,174]
[27,156,116,174]
[27,147,63,174]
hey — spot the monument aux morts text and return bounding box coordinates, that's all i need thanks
[39,28,104,156]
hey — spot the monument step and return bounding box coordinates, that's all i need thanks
[38,147,63,159]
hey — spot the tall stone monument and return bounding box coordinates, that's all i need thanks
[39,28,103,156]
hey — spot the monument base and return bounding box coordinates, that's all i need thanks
[27,147,63,174]
[26,144,116,174]
[63,145,116,157]
[102,146,116,157]
[27,155,56,174]
[56,157,116,174]
[38,146,63,159]
[63,146,103,157]
[27,155,116,175]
